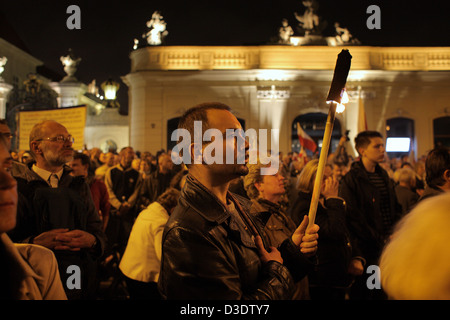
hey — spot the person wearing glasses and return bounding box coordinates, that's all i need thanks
[8,120,107,300]
[0,134,67,300]
[0,119,30,177]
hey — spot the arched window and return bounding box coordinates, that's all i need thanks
[291,113,342,155]
[433,116,450,148]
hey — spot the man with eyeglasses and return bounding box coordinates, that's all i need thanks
[9,120,107,300]
[1,119,30,177]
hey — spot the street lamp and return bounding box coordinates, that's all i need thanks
[101,78,120,108]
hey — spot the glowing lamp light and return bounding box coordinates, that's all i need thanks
[101,79,120,100]
[101,79,120,108]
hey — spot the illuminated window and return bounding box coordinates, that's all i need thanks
[386,117,414,158]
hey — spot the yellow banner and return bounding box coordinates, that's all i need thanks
[18,105,87,151]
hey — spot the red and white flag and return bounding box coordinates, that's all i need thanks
[297,122,317,152]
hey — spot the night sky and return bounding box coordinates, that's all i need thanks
[2,0,450,113]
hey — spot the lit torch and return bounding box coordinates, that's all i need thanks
[307,49,352,228]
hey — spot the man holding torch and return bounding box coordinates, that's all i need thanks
[158,103,319,299]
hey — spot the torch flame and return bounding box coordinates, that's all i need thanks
[326,88,348,113]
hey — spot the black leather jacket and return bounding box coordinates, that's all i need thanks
[158,174,313,300]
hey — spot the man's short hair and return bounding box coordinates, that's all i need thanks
[178,102,231,141]
[73,152,91,168]
[28,120,56,157]
[425,146,450,188]
[156,187,181,213]
[354,131,383,156]
[177,102,232,166]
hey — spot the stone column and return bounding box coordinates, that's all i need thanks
[256,85,290,154]
[49,81,86,108]
[0,82,13,119]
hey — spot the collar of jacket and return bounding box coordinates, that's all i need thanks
[14,162,86,190]
[116,163,137,172]
[351,160,388,181]
[16,161,73,182]
[250,198,278,226]
[420,185,444,199]
[181,174,253,225]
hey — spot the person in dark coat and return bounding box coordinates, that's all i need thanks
[104,146,142,255]
[158,102,319,299]
[394,167,419,215]
[289,159,354,300]
[243,161,311,300]
[339,131,402,300]
[139,152,174,210]
[9,120,106,300]
[418,146,450,202]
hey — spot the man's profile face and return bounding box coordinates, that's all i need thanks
[203,109,249,177]
[159,154,173,173]
[0,124,12,150]
[361,137,385,164]
[69,158,87,177]
[0,141,17,233]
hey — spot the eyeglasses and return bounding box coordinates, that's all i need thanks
[36,135,75,144]
[0,132,13,139]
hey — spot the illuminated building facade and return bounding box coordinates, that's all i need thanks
[124,45,450,158]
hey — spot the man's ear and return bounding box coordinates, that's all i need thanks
[189,142,203,165]
[357,146,365,158]
[30,141,41,155]
[444,169,450,181]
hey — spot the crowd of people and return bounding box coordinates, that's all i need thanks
[0,106,449,300]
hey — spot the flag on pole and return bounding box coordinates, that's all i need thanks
[357,95,368,133]
[297,122,317,152]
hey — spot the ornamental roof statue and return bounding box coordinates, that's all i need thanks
[294,0,327,36]
[60,48,81,82]
[0,56,7,81]
[142,11,168,46]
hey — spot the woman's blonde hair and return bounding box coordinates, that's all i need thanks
[380,192,450,299]
[296,159,318,193]
[243,161,268,200]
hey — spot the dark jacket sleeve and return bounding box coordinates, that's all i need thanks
[139,175,156,208]
[316,197,348,242]
[158,226,295,300]
[278,237,315,282]
[81,181,107,257]
[338,175,366,259]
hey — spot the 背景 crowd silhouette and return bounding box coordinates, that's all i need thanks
[0,108,449,300]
